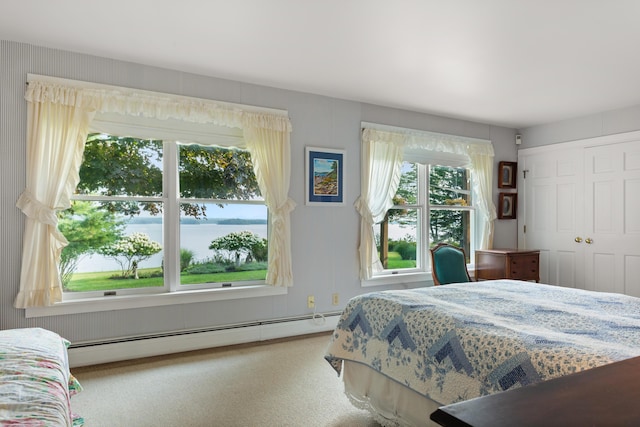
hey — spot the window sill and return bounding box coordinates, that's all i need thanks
[362,272,433,287]
[25,285,288,318]
[362,267,477,288]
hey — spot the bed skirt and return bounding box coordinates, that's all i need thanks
[343,361,441,427]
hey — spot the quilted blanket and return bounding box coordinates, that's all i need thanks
[0,328,84,426]
[325,280,640,405]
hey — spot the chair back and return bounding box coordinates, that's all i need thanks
[430,243,472,285]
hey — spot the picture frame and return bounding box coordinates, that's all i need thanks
[498,193,517,219]
[305,147,345,205]
[498,161,517,189]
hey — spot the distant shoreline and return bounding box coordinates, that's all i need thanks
[128,217,267,225]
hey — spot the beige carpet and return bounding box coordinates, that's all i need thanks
[71,333,381,427]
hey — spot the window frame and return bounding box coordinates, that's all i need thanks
[365,162,477,286]
[427,163,475,262]
[66,133,272,293]
[22,75,292,316]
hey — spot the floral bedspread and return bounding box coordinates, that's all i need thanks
[325,280,640,405]
[0,327,84,426]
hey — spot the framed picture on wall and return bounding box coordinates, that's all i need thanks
[305,147,345,205]
[498,193,517,219]
[498,161,517,188]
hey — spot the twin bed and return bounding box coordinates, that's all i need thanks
[325,279,640,426]
[0,327,83,426]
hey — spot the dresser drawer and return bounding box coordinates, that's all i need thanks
[509,255,539,280]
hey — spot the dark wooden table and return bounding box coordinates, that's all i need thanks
[430,355,640,427]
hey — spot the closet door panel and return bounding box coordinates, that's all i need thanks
[521,148,583,288]
[584,141,640,296]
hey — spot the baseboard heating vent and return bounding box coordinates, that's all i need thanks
[68,312,341,368]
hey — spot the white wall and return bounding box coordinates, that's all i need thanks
[0,40,518,345]
[519,105,640,148]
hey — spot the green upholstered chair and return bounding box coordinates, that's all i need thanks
[430,243,472,286]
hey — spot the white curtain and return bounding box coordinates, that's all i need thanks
[469,144,498,249]
[244,116,296,286]
[15,84,96,308]
[16,77,293,307]
[354,129,405,280]
[356,125,495,280]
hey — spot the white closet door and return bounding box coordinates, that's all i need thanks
[520,147,584,288]
[583,141,640,296]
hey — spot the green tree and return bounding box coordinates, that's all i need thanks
[429,166,468,244]
[78,134,163,216]
[58,201,125,288]
[78,134,260,219]
[209,231,265,265]
[179,145,260,218]
[99,232,162,278]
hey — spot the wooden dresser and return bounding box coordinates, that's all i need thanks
[474,249,539,282]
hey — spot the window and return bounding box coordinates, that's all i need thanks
[356,123,495,283]
[428,165,473,258]
[61,133,269,298]
[16,76,293,310]
[377,163,474,275]
[177,144,268,288]
[60,135,165,296]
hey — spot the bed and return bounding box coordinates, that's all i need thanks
[325,279,640,426]
[0,327,84,426]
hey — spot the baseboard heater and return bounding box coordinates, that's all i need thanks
[68,311,342,368]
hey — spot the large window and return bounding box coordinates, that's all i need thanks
[377,163,474,274]
[16,76,293,310]
[60,134,268,298]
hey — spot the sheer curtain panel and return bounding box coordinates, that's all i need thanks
[354,129,405,280]
[15,84,96,307]
[244,124,295,286]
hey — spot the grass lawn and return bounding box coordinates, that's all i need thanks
[66,252,414,292]
[385,251,417,269]
[65,267,267,292]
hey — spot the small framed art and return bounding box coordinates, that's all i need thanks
[498,161,517,188]
[498,193,517,219]
[305,147,345,205]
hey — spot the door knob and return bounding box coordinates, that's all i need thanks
[574,237,583,243]
[585,238,593,244]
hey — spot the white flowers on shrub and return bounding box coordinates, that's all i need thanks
[208,231,265,265]
[100,232,162,278]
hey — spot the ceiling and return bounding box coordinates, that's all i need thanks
[2,0,640,129]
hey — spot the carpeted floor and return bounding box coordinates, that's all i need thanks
[71,332,381,426]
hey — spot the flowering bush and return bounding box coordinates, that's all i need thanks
[209,231,267,265]
[100,232,162,278]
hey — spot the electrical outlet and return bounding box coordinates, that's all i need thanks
[332,293,339,305]
[307,295,315,308]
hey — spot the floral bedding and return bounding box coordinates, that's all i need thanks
[325,280,640,405]
[0,328,84,426]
